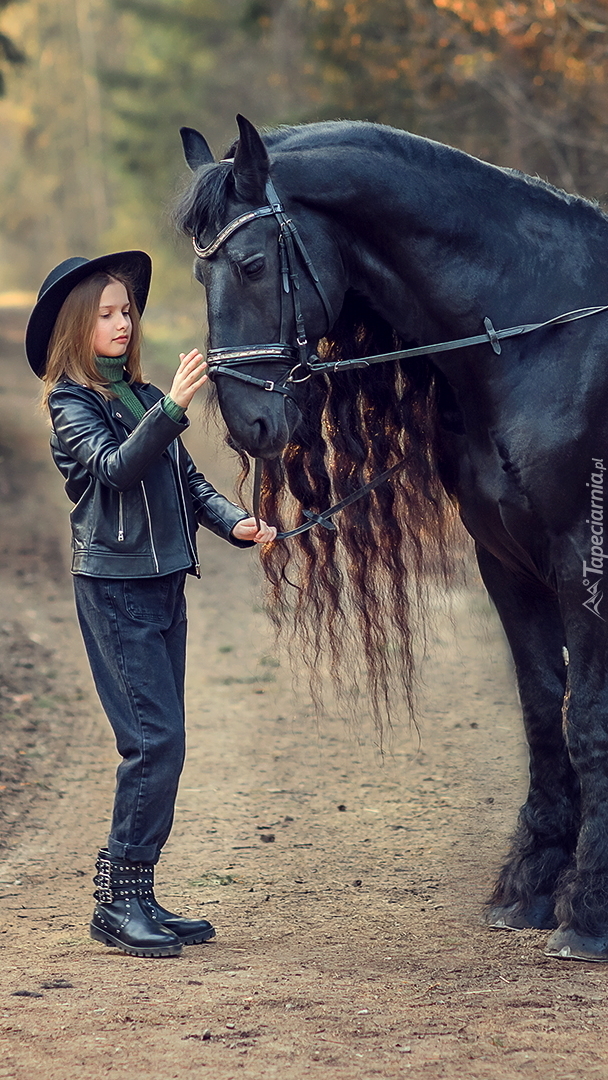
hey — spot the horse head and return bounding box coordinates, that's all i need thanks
[177,115,345,459]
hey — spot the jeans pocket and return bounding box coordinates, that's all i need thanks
[123,577,171,623]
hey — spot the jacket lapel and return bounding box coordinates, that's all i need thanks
[110,384,161,430]
[110,399,139,431]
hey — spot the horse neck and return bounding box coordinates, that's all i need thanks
[282,130,606,340]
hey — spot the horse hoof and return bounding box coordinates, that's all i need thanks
[545,925,608,962]
[486,897,557,931]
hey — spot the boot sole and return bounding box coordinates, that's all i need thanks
[90,922,182,957]
[180,928,216,945]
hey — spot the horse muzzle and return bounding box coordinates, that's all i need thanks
[208,343,302,458]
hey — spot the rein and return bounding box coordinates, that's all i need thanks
[251,455,407,541]
[193,175,608,541]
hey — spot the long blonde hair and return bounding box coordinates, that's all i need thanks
[41,271,145,410]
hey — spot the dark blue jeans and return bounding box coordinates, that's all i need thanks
[73,571,188,864]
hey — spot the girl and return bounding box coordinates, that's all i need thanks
[26,250,276,958]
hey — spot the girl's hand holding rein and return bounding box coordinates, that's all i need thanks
[232,517,277,544]
[169,349,208,409]
[170,352,277,544]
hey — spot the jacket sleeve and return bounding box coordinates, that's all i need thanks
[49,386,187,492]
[181,444,254,548]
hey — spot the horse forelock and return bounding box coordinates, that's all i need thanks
[174,161,234,237]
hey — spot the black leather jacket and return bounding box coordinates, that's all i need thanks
[48,379,252,577]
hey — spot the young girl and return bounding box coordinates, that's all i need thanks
[26,250,276,958]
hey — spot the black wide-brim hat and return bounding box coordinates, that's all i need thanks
[25,250,152,377]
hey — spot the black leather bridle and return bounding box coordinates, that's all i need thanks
[193,170,608,539]
[193,172,334,401]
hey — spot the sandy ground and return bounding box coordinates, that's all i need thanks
[1,309,607,1080]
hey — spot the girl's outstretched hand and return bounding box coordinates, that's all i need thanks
[232,517,277,544]
[169,349,208,409]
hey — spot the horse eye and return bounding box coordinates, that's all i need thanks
[241,254,266,278]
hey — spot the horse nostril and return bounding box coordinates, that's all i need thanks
[252,418,267,444]
[245,418,284,459]
[218,388,298,458]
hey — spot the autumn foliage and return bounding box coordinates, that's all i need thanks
[301,0,608,199]
[1,0,608,290]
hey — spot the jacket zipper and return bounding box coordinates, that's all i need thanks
[140,480,160,573]
[173,443,201,577]
[117,492,124,541]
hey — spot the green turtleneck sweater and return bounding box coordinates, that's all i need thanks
[96,356,185,424]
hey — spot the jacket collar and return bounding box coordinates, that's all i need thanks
[109,382,157,430]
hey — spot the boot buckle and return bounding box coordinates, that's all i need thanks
[93,854,113,903]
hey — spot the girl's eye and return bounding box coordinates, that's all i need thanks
[241,254,265,278]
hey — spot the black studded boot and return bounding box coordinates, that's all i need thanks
[137,863,216,945]
[90,851,182,957]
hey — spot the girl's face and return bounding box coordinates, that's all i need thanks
[92,280,132,357]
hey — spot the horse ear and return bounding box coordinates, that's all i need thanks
[232,114,269,203]
[180,127,215,171]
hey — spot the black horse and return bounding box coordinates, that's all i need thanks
[176,114,608,962]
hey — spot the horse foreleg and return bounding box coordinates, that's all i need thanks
[475,546,578,930]
[544,594,608,961]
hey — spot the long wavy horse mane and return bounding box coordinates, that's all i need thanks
[176,156,465,738]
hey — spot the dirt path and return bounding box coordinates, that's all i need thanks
[1,311,607,1080]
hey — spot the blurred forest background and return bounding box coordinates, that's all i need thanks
[0,0,608,344]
